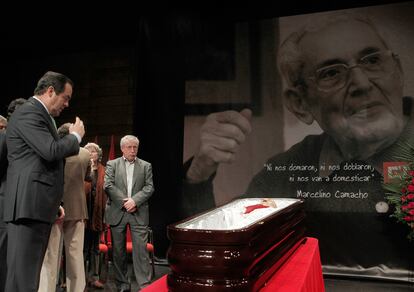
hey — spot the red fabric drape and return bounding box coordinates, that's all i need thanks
[108,134,115,161]
[141,237,325,292]
[84,163,107,232]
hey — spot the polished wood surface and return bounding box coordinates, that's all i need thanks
[167,200,305,291]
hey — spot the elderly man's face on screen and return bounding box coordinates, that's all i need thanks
[298,19,405,159]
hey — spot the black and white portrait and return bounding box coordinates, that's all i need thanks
[182,2,414,283]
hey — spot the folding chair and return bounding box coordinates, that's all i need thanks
[103,224,156,279]
[126,225,155,279]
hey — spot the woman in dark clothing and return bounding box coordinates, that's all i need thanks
[84,142,107,289]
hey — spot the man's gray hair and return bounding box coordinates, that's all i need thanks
[277,12,389,91]
[120,135,139,148]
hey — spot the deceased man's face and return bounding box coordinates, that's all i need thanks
[299,19,405,159]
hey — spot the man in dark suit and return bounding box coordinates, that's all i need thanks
[104,135,154,292]
[38,123,91,292]
[4,71,85,292]
[0,98,27,292]
[0,129,7,291]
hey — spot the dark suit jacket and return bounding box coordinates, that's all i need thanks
[0,131,7,221]
[4,97,79,223]
[104,157,154,226]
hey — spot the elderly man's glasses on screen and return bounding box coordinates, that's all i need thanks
[308,50,397,92]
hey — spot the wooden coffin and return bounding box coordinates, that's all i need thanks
[167,198,305,291]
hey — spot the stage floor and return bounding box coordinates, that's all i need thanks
[56,260,414,292]
[324,277,414,292]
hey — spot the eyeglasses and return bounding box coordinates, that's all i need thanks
[307,50,398,92]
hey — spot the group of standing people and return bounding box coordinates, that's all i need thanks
[0,71,154,292]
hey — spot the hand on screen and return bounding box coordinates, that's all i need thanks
[186,108,252,183]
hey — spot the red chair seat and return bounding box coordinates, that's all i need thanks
[126,229,154,253]
[99,243,108,253]
[146,243,154,253]
[102,224,155,279]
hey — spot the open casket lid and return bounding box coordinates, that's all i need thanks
[167,198,304,245]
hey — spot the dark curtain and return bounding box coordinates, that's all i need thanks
[135,15,186,257]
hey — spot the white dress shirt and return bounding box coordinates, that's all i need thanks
[124,157,136,198]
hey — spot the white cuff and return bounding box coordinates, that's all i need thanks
[71,132,82,143]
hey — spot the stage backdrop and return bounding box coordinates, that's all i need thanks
[182,2,414,284]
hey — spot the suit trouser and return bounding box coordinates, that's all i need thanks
[0,220,7,292]
[5,219,52,292]
[38,220,86,292]
[110,213,151,290]
[84,228,101,280]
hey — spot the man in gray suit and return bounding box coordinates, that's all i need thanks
[104,135,154,292]
[4,71,85,292]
